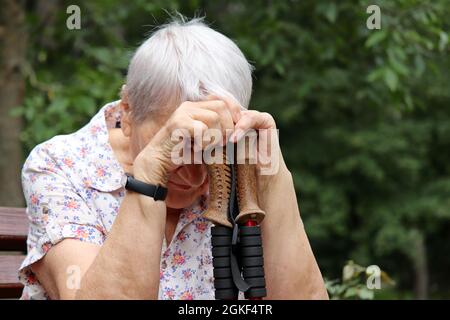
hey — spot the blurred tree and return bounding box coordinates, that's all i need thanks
[219,0,450,299]
[8,0,450,298]
[0,0,26,206]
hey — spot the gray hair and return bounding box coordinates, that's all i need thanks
[126,16,254,122]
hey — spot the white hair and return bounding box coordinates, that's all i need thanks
[126,16,254,122]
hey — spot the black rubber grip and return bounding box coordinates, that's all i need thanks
[241,256,264,267]
[239,225,266,299]
[240,246,263,257]
[238,236,262,247]
[245,287,267,299]
[213,257,231,268]
[246,277,266,288]
[211,226,233,236]
[239,226,262,236]
[215,288,238,300]
[211,236,232,247]
[212,246,231,257]
[211,226,237,300]
[213,267,233,279]
[242,266,265,278]
[214,278,236,289]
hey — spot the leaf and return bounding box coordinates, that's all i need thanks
[367,68,384,83]
[365,30,387,48]
[414,54,426,76]
[324,3,338,23]
[343,287,358,298]
[384,69,398,91]
[315,3,338,23]
[387,47,409,76]
[438,31,448,51]
[358,288,375,300]
[274,62,285,75]
[343,261,365,281]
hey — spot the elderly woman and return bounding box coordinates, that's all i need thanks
[19,18,328,300]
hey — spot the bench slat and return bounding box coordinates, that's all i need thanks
[0,207,28,236]
[0,255,24,299]
[0,207,28,252]
[0,207,28,298]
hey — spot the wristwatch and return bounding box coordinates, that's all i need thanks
[122,173,168,201]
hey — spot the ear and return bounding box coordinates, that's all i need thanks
[120,85,132,137]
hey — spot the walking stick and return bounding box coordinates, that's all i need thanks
[203,145,267,300]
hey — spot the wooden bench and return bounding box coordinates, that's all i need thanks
[0,207,28,299]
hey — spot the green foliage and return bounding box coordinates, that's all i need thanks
[16,0,450,298]
[326,261,394,299]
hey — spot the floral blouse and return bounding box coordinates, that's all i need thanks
[19,101,216,300]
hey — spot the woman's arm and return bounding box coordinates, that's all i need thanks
[32,98,242,299]
[259,160,329,299]
[76,189,166,299]
[232,110,328,299]
[32,174,167,300]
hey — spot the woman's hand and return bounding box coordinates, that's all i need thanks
[133,97,242,185]
[233,112,328,299]
[230,110,288,196]
[133,97,287,198]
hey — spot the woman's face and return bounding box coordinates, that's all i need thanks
[127,113,209,209]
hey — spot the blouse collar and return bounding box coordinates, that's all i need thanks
[80,100,125,192]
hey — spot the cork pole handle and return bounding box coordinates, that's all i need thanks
[235,164,266,224]
[204,150,267,300]
[203,151,233,228]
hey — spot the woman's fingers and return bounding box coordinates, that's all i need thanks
[229,110,280,174]
[192,97,239,145]
[236,110,276,130]
[205,95,242,123]
[189,107,225,147]
[196,101,234,133]
[167,100,277,150]
[230,110,276,142]
[168,102,228,149]
[189,107,222,130]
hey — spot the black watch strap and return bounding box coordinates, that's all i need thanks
[124,174,168,201]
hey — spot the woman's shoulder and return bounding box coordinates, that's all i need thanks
[23,103,125,194]
[23,103,111,174]
[23,131,85,174]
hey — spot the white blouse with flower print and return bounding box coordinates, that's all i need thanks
[19,101,217,300]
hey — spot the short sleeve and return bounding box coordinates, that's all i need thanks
[19,142,106,276]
